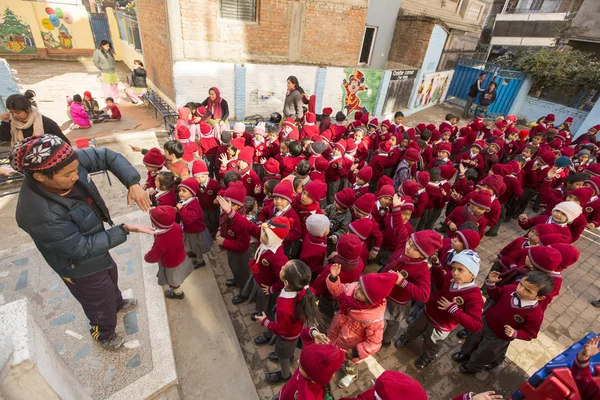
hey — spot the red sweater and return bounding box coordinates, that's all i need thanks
[299,233,327,277]
[368,154,388,182]
[220,210,251,254]
[251,139,270,163]
[497,174,523,204]
[518,215,572,242]
[497,237,531,271]
[239,169,260,197]
[456,191,501,226]
[445,205,488,238]
[412,188,428,219]
[261,290,307,341]
[198,136,219,157]
[178,198,206,233]
[197,178,220,210]
[145,170,157,189]
[571,356,600,400]
[257,204,303,247]
[456,151,484,176]
[522,161,550,189]
[281,156,303,178]
[325,156,344,182]
[300,124,319,140]
[449,177,475,207]
[584,197,600,227]
[484,282,544,341]
[424,183,446,210]
[424,266,483,333]
[144,224,187,268]
[156,187,178,207]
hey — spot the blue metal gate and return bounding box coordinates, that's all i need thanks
[446,57,525,119]
[89,13,111,48]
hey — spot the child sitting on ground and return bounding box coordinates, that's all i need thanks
[83,91,104,120]
[68,94,91,130]
[99,97,121,122]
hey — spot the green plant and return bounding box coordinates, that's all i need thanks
[124,1,136,16]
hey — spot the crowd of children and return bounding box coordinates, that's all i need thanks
[132,104,600,399]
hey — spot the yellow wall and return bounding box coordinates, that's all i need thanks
[0,0,95,56]
[105,8,143,71]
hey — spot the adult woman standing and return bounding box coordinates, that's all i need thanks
[200,87,229,127]
[474,82,497,118]
[125,60,147,106]
[283,76,304,121]
[93,40,120,103]
[0,94,70,146]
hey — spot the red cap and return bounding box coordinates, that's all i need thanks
[539,151,557,166]
[472,140,485,151]
[143,147,165,169]
[373,370,428,400]
[359,273,398,305]
[299,344,345,387]
[349,217,372,240]
[587,164,600,177]
[569,187,595,207]
[437,143,451,155]
[321,129,332,143]
[334,188,356,209]
[430,129,441,142]
[479,174,506,196]
[439,165,456,181]
[411,230,443,257]
[177,125,191,140]
[545,113,556,122]
[314,156,329,172]
[263,158,280,176]
[381,119,391,130]
[303,181,322,202]
[548,243,579,271]
[357,166,373,182]
[192,160,208,176]
[360,112,370,125]
[404,148,420,162]
[305,112,316,123]
[354,111,363,121]
[334,139,347,154]
[399,180,420,197]
[400,196,414,211]
[368,118,379,128]
[231,138,245,151]
[353,193,376,215]
[345,138,357,153]
[585,176,600,195]
[265,216,292,240]
[379,140,392,153]
[528,246,562,273]
[377,184,395,200]
[377,176,394,191]
[150,206,176,229]
[223,181,246,206]
[238,147,254,164]
[273,181,294,203]
[415,123,427,134]
[533,223,565,237]
[337,233,362,261]
[415,171,430,187]
[470,190,492,210]
[178,177,199,196]
[322,107,333,116]
[456,229,481,250]
[284,117,295,129]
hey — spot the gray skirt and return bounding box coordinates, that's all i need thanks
[157,259,194,287]
[184,230,213,256]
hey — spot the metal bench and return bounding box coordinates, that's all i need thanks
[142,89,178,130]
[0,146,24,198]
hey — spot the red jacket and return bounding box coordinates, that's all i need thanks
[300,123,319,140]
[497,237,531,272]
[349,217,383,264]
[281,156,303,177]
[387,146,402,170]
[197,178,220,210]
[251,139,270,163]
[198,136,219,157]
[456,151,484,176]
[144,224,187,268]
[449,176,475,207]
[145,170,157,189]
[445,205,487,238]
[330,123,347,142]
[412,188,428,219]
[299,233,327,277]
[456,191,501,227]
[518,215,572,242]
[497,174,523,204]
[178,198,206,233]
[368,154,388,182]
[257,203,303,247]
[325,157,344,182]
[571,356,600,400]
[261,289,308,341]
[425,266,483,333]
[156,187,178,207]
[584,197,600,227]
[238,169,260,197]
[424,183,447,210]
[106,104,121,120]
[220,210,251,254]
[484,282,544,341]
[522,161,550,189]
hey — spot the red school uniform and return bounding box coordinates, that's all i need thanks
[445,205,488,238]
[106,104,122,120]
[424,265,483,333]
[281,155,303,178]
[251,138,270,164]
[156,187,178,207]
[197,178,221,211]
[448,176,475,208]
[456,151,484,177]
[260,288,311,341]
[219,210,251,254]
[293,199,323,235]
[455,190,501,227]
[257,203,303,247]
[325,156,344,183]
[239,169,260,197]
[518,215,572,242]
[300,123,320,141]
[144,223,186,268]
[178,197,206,233]
[368,148,389,182]
[267,138,280,158]
[348,217,383,265]
[330,123,348,143]
[299,233,327,276]
[412,187,428,219]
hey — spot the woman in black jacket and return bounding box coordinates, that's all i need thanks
[463,72,487,118]
[475,82,497,118]
[0,94,70,146]
[125,60,147,106]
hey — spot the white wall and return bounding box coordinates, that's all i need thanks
[320,67,347,115]
[244,64,318,117]
[517,96,590,133]
[172,61,236,118]
[421,25,448,74]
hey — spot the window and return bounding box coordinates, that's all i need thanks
[220,0,257,22]
[466,3,483,21]
[529,0,544,10]
[359,26,377,64]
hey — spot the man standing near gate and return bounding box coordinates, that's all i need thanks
[463,72,487,118]
[10,134,153,350]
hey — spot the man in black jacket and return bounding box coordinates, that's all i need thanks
[10,134,153,350]
[462,72,487,118]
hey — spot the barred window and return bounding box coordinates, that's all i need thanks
[220,0,257,22]
[359,26,377,65]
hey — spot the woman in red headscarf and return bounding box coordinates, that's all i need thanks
[200,87,230,128]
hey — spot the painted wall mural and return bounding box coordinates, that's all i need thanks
[413,70,454,109]
[40,6,73,49]
[342,68,383,118]
[0,7,37,54]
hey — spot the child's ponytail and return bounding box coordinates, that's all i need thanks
[157,171,180,191]
[284,260,323,329]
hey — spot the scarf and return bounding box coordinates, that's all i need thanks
[237,163,251,177]
[547,215,567,227]
[10,106,44,146]
[294,199,321,215]
[207,87,223,119]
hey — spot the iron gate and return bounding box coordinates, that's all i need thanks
[446,57,526,119]
[89,13,112,48]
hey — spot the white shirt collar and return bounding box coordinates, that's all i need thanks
[512,292,538,308]
[275,204,291,216]
[279,289,299,299]
[452,280,478,290]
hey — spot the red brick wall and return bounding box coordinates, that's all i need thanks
[136,0,175,101]
[388,16,436,69]
[179,0,368,66]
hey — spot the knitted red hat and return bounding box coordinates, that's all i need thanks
[299,344,345,387]
[359,273,397,305]
[305,112,316,123]
[354,111,363,121]
[588,164,600,177]
[223,181,246,206]
[518,129,530,141]
[437,142,451,155]
[411,230,443,257]
[368,117,379,128]
[545,113,556,122]
[415,171,430,187]
[548,243,579,271]
[177,125,191,140]
[353,193,376,215]
[334,188,356,209]
[345,138,357,153]
[455,229,481,250]
[585,176,600,195]
[360,112,370,125]
[265,216,292,240]
[400,196,414,212]
[377,176,394,191]
[569,187,595,206]
[263,158,280,176]
[539,151,556,166]
[334,139,347,154]
[528,246,562,273]
[10,134,77,173]
[314,156,329,172]
[381,119,391,130]
[231,138,245,151]
[533,223,564,237]
[357,166,373,182]
[560,147,575,158]
[337,233,362,261]
[538,234,571,246]
[378,185,395,199]
[379,132,391,142]
[507,160,521,174]
[191,160,208,176]
[238,147,254,164]
[415,123,427,134]
[438,165,456,181]
[178,177,199,196]
[404,148,420,162]
[303,181,322,202]
[349,218,372,240]
[273,181,294,203]
[373,371,428,400]
[322,107,333,116]
[495,120,507,129]
[399,180,420,198]
[379,140,391,153]
[565,117,573,123]
[470,190,492,210]
[430,129,441,142]
[405,128,416,141]
[472,140,485,151]
[321,129,332,143]
[426,123,436,132]
[284,117,295,129]
[150,206,176,229]
[143,147,165,169]
[480,174,506,196]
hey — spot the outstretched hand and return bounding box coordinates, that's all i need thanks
[579,335,600,361]
[127,184,152,212]
[216,195,232,214]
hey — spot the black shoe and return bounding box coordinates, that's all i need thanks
[592,300,600,308]
[232,295,248,305]
[193,259,206,269]
[165,290,185,300]
[451,352,469,363]
[265,371,291,385]
[485,231,498,237]
[225,279,238,287]
[254,335,269,346]
[459,364,477,375]
[394,334,408,350]
[187,251,197,258]
[381,340,391,348]
[268,352,294,363]
[456,328,469,339]
[485,357,505,370]
[414,356,433,370]
[100,333,125,350]
[251,312,260,321]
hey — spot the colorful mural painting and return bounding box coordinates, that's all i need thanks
[0,7,37,54]
[40,6,73,49]
[413,70,454,109]
[342,68,383,118]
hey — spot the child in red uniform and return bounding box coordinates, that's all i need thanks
[299,214,330,277]
[319,107,333,132]
[349,193,382,265]
[251,122,269,177]
[373,185,394,230]
[293,180,325,234]
[256,260,320,384]
[446,191,492,238]
[453,271,554,374]
[353,126,370,164]
[351,166,372,197]
[300,112,320,140]
[142,147,164,196]
[177,178,212,269]
[417,168,446,231]
[313,233,364,328]
[369,141,391,191]
[155,171,179,207]
[325,188,355,253]
[340,370,428,400]
[518,201,581,242]
[409,171,430,228]
[281,141,304,178]
[325,140,346,204]
[378,196,414,266]
[446,166,478,219]
[145,206,193,299]
[176,125,198,163]
[396,249,484,369]
[215,182,252,304]
[192,160,220,238]
[280,117,300,142]
[456,140,485,179]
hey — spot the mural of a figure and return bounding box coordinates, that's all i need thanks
[343,69,367,115]
[0,7,37,54]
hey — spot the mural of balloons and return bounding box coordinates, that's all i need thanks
[49,14,60,27]
[45,7,55,15]
[54,8,64,18]
[63,12,73,25]
[41,17,55,30]
[39,6,74,50]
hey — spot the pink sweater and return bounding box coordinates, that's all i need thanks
[70,102,91,127]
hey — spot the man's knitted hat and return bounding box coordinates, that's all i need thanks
[10,134,78,173]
